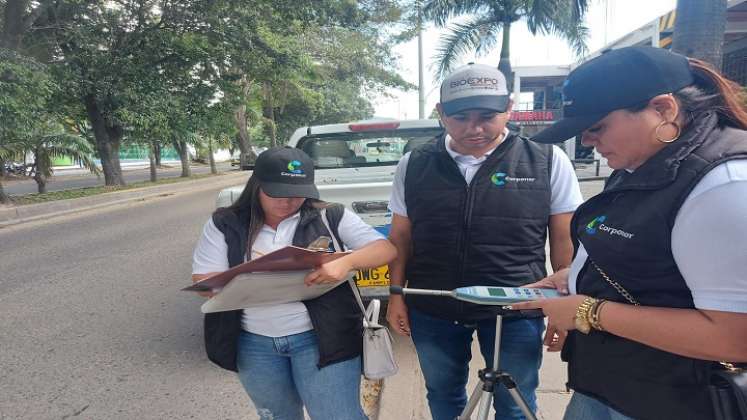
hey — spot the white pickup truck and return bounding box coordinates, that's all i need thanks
[216,119,444,298]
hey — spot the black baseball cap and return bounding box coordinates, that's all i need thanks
[532,47,695,143]
[440,63,511,116]
[254,147,319,199]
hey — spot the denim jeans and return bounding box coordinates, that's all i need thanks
[236,330,367,420]
[409,308,544,420]
[563,392,635,420]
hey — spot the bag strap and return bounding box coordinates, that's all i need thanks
[323,204,345,250]
[319,208,369,323]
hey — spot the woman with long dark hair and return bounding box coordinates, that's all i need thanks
[512,47,747,420]
[192,147,396,420]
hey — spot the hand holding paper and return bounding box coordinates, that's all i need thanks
[305,257,355,286]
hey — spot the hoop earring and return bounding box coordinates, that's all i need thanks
[655,120,681,144]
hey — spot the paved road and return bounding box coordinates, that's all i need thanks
[0,185,253,420]
[2,162,235,195]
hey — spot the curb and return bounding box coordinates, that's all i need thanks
[0,171,249,228]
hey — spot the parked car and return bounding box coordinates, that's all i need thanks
[216,118,444,299]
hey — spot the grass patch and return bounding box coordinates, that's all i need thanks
[10,173,221,205]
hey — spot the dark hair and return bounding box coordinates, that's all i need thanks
[626,58,747,130]
[675,58,747,129]
[226,174,328,254]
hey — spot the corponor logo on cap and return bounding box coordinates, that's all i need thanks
[287,160,303,174]
[280,160,307,178]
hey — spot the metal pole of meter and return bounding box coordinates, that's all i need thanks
[390,286,538,420]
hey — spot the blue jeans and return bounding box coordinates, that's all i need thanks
[409,308,544,420]
[236,330,367,420]
[563,392,635,420]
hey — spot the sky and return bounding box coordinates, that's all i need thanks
[373,0,678,119]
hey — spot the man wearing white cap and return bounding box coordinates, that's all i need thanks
[386,63,583,419]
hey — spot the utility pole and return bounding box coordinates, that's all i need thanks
[417,0,425,119]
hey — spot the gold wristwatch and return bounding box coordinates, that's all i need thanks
[574,297,597,334]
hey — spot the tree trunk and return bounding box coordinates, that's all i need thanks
[33,147,46,193]
[33,172,46,193]
[1,0,29,50]
[148,142,157,182]
[234,78,258,169]
[208,140,217,174]
[498,21,513,91]
[0,180,9,204]
[84,94,125,186]
[0,158,7,178]
[672,0,727,70]
[173,139,191,177]
[263,81,278,147]
[154,142,162,166]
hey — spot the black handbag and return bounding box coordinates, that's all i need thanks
[709,363,747,420]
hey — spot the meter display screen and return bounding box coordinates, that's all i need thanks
[487,288,507,297]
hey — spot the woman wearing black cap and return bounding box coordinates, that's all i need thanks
[191,147,396,420]
[510,47,747,420]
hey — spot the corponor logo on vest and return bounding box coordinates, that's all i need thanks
[586,215,634,239]
[490,172,536,187]
[282,160,306,177]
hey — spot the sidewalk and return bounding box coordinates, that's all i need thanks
[0,171,248,227]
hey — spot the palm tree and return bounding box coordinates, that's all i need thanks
[671,0,728,70]
[24,121,100,193]
[424,0,590,85]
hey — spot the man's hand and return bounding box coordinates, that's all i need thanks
[386,295,411,336]
[304,258,353,286]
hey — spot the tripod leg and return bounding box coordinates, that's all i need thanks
[501,374,537,420]
[458,382,484,419]
[476,391,493,420]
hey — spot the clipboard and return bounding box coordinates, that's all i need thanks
[182,245,351,313]
[198,270,349,313]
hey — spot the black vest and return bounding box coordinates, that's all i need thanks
[564,112,747,420]
[203,204,363,372]
[404,133,553,321]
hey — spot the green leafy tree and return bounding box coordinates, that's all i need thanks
[22,119,100,193]
[423,0,590,83]
[0,48,54,203]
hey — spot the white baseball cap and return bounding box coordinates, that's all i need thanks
[440,63,510,116]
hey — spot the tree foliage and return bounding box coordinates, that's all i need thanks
[2,0,413,191]
[423,0,590,82]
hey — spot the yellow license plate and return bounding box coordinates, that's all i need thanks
[353,265,390,287]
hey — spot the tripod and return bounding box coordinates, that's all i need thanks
[388,286,538,420]
[457,314,536,420]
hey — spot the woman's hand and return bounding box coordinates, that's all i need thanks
[304,257,354,286]
[522,267,570,295]
[192,273,220,298]
[509,294,587,332]
[509,294,589,352]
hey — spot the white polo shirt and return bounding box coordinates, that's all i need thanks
[568,160,747,313]
[193,208,385,337]
[388,133,583,217]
